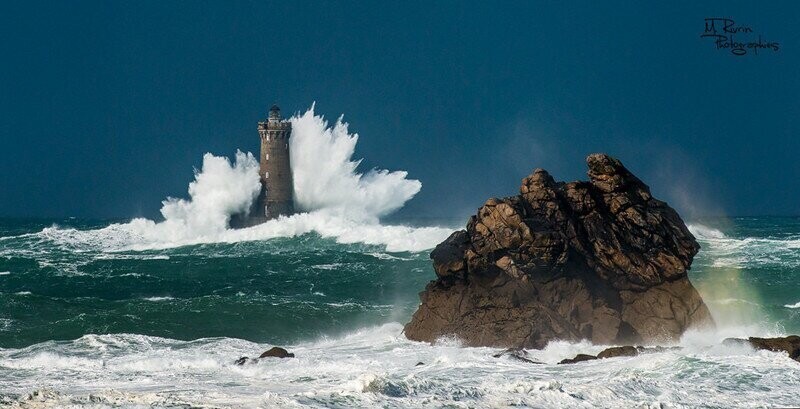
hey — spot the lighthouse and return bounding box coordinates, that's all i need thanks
[255,104,294,220]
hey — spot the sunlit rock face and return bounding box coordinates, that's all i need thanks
[404,153,714,349]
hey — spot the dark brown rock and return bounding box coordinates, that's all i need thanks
[723,336,800,361]
[597,345,639,359]
[561,345,682,364]
[259,346,295,359]
[558,354,597,364]
[404,154,714,349]
[234,356,250,365]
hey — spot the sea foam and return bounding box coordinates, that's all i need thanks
[2,324,799,408]
[688,223,800,269]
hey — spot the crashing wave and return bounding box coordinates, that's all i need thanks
[14,106,453,253]
[687,223,727,240]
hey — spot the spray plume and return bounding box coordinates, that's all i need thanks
[35,106,453,253]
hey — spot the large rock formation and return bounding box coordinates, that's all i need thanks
[404,154,713,348]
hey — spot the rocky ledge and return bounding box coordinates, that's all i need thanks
[723,336,800,362]
[404,154,714,348]
[557,336,800,364]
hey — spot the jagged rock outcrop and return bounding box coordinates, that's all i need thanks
[404,154,714,348]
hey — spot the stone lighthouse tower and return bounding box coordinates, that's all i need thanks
[255,104,294,219]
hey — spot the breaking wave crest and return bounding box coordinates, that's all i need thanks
[12,106,453,253]
[688,223,800,269]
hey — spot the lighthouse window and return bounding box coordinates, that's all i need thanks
[265,154,269,160]
[265,171,269,179]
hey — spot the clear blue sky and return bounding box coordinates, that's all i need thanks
[1,1,798,220]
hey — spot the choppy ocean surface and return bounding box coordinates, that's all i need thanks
[0,216,799,408]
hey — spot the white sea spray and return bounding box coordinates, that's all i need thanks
[12,106,453,254]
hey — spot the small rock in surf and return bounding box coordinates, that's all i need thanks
[259,346,295,359]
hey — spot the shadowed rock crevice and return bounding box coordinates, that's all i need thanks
[404,154,714,348]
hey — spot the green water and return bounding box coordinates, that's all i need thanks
[0,219,433,348]
[1,217,799,349]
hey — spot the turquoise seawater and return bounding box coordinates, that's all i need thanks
[0,218,435,349]
[0,216,799,408]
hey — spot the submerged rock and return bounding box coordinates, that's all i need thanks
[404,154,714,349]
[492,348,544,364]
[723,336,800,361]
[259,346,295,359]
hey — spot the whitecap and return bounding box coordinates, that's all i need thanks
[142,296,175,302]
[784,301,800,309]
[313,263,343,270]
[367,252,411,260]
[689,222,800,269]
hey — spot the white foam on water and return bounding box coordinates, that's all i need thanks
[688,223,800,269]
[5,106,453,255]
[784,301,800,309]
[141,297,175,302]
[0,271,10,276]
[95,254,170,261]
[2,324,799,408]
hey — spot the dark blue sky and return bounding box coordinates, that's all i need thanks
[1,1,798,220]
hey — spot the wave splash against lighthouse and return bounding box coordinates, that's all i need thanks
[33,105,454,253]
